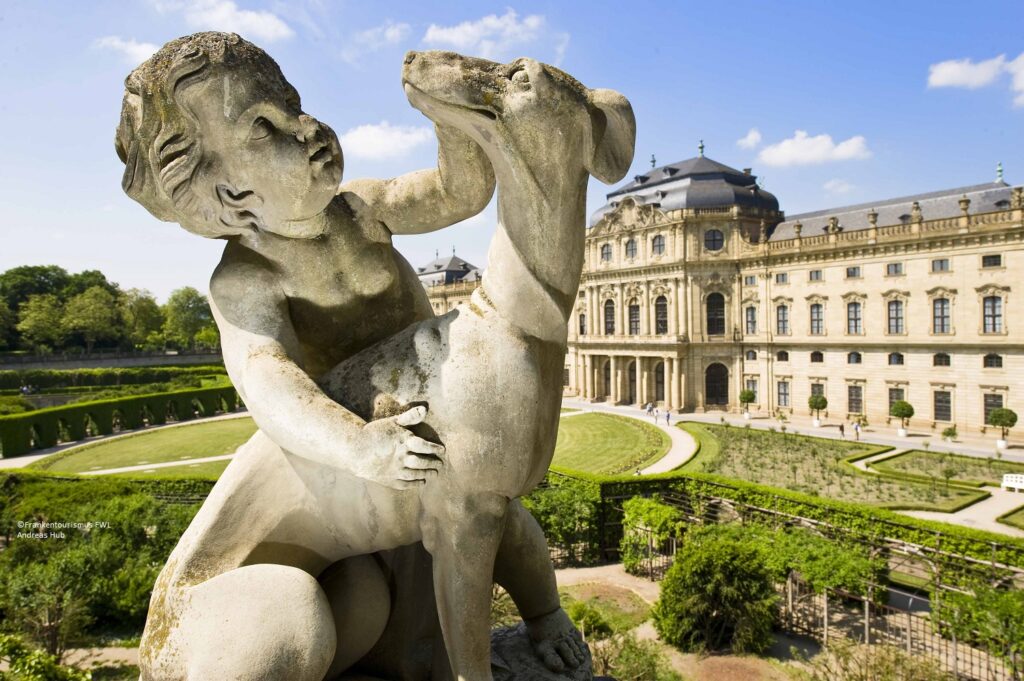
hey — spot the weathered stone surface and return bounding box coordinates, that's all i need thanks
[491,625,593,681]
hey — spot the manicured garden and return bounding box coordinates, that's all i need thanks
[869,449,1024,487]
[1001,505,1024,531]
[551,413,670,475]
[678,423,987,512]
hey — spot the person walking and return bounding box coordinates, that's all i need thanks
[853,421,861,441]
[665,411,671,426]
[839,423,845,439]
[653,408,659,423]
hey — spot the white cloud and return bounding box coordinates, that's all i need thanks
[153,0,294,42]
[928,55,1006,89]
[1006,54,1024,107]
[736,128,761,149]
[423,9,570,64]
[95,36,159,65]
[340,121,433,161]
[823,178,854,195]
[758,130,871,167]
[341,20,412,64]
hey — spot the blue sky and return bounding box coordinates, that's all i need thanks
[1,0,1021,301]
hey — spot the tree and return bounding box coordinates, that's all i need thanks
[0,265,70,311]
[890,400,915,429]
[808,394,827,420]
[61,269,118,300]
[61,286,120,353]
[16,294,64,352]
[942,466,958,491]
[194,324,221,350]
[0,298,16,350]
[988,408,1018,441]
[120,288,165,349]
[163,287,212,350]
[739,389,755,413]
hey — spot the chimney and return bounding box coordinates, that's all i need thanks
[743,168,752,176]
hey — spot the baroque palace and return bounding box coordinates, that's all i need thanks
[424,153,1024,433]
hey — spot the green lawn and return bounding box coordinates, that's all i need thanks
[678,423,987,512]
[551,413,670,476]
[1001,505,1024,531]
[870,449,1024,487]
[111,459,232,480]
[30,417,256,474]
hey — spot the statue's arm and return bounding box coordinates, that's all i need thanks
[340,124,495,235]
[210,259,443,489]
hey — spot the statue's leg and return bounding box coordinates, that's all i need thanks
[320,555,391,680]
[494,500,588,672]
[421,489,509,681]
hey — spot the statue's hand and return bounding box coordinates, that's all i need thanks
[356,406,445,489]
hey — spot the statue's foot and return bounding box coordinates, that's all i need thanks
[524,608,590,673]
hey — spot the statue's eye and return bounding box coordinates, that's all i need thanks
[250,117,274,141]
[510,68,529,84]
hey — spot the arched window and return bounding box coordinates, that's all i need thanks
[983,296,1003,333]
[600,243,612,262]
[745,306,757,334]
[745,350,757,361]
[706,293,725,335]
[809,303,824,335]
[932,298,951,334]
[628,299,640,335]
[984,353,1003,368]
[704,229,724,251]
[776,350,790,362]
[625,239,637,259]
[810,351,824,363]
[603,299,615,335]
[847,302,863,334]
[652,234,666,255]
[888,352,904,366]
[847,351,862,364]
[887,300,904,334]
[579,313,586,335]
[654,296,668,335]
[933,353,951,367]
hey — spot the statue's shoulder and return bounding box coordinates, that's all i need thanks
[210,243,281,311]
[333,189,392,243]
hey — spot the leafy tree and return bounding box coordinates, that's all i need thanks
[0,265,70,312]
[61,286,120,353]
[163,287,212,350]
[987,407,1018,440]
[620,496,684,574]
[653,525,776,654]
[739,389,755,413]
[194,324,221,351]
[0,298,16,350]
[61,269,118,300]
[808,394,827,419]
[119,288,165,349]
[16,295,64,352]
[890,400,914,429]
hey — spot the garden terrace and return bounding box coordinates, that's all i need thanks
[869,449,1024,488]
[551,413,670,476]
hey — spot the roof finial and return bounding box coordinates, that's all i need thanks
[435,249,438,258]
[650,153,656,169]
[997,161,1004,183]
[698,139,705,157]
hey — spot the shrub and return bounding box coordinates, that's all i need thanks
[0,396,35,415]
[620,496,684,575]
[793,638,953,680]
[988,408,1018,440]
[890,400,915,428]
[653,525,776,654]
[0,634,91,681]
[521,482,599,565]
[738,389,755,412]
[941,425,958,440]
[565,599,613,640]
[808,394,827,419]
[934,583,1024,677]
[591,633,679,681]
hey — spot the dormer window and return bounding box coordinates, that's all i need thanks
[899,214,911,224]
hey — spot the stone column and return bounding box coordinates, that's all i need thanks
[695,357,706,412]
[589,288,598,336]
[616,284,625,335]
[640,358,649,405]
[676,362,686,411]
[609,355,618,403]
[663,358,673,409]
[584,354,593,399]
[641,282,651,335]
[634,355,643,406]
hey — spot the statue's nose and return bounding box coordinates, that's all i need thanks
[404,51,417,65]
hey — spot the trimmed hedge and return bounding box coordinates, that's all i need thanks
[0,365,226,391]
[0,385,240,458]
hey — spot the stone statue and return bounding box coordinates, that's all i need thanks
[116,33,634,681]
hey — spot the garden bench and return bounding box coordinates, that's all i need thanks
[1002,473,1024,492]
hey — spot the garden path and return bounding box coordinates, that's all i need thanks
[83,453,235,476]
[903,486,1024,538]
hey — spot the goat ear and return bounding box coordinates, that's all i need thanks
[585,89,636,184]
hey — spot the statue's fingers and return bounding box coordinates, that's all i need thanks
[394,405,427,427]
[402,455,440,471]
[396,472,428,485]
[404,436,445,458]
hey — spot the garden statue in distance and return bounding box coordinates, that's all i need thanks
[116,32,634,681]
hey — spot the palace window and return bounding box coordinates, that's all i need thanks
[931,258,950,273]
[579,313,586,335]
[625,239,637,259]
[984,393,1004,423]
[886,262,904,276]
[745,378,759,401]
[603,299,615,335]
[776,350,790,362]
[745,350,757,361]
[744,275,757,286]
[600,244,612,262]
[848,385,864,414]
[810,351,824,363]
[934,391,952,422]
[809,303,824,335]
[887,300,904,334]
[811,383,825,397]
[706,293,726,335]
[982,254,1003,268]
[932,298,951,334]
[889,387,905,411]
[777,381,790,407]
[888,352,905,366]
[846,266,862,279]
[933,353,951,367]
[652,235,666,255]
[983,296,1003,333]
[776,305,790,335]
[654,296,668,335]
[848,351,862,364]
[809,269,823,282]
[628,300,640,335]
[847,302,863,335]
[775,272,789,284]
[745,306,757,334]
[704,229,724,251]
[984,353,1003,368]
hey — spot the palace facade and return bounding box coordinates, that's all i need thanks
[425,154,1024,433]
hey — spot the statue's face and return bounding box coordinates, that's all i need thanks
[183,63,342,237]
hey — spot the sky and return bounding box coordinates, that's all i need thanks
[0,0,1021,302]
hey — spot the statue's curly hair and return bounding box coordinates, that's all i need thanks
[114,32,296,237]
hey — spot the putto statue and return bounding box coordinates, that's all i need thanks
[116,32,634,681]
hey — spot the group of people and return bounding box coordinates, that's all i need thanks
[644,402,672,426]
[836,421,862,441]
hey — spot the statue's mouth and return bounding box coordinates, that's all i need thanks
[403,82,498,122]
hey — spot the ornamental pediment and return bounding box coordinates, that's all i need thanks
[881,289,910,301]
[841,291,866,302]
[804,294,828,303]
[590,196,666,236]
[926,286,957,298]
[976,284,1011,296]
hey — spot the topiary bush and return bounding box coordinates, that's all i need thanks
[808,394,827,419]
[653,524,776,654]
[890,400,915,429]
[988,408,1018,440]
